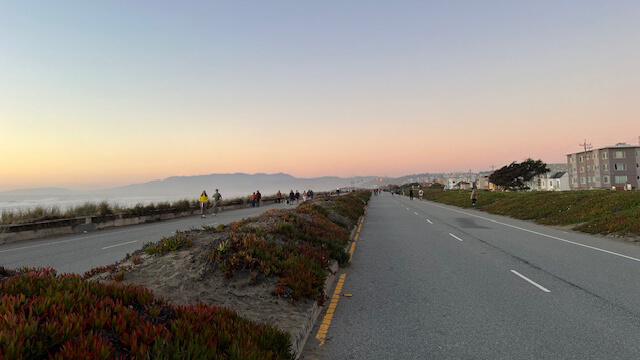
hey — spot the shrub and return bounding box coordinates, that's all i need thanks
[143,231,195,255]
[212,191,369,302]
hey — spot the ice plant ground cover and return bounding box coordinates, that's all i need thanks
[0,268,292,360]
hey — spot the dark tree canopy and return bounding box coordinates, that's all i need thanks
[489,158,549,191]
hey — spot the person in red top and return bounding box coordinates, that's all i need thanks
[250,192,256,207]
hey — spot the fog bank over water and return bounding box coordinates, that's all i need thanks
[0,173,374,213]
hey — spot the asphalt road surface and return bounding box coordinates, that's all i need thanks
[305,193,640,359]
[0,202,288,274]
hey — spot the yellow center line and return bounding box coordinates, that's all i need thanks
[348,242,357,260]
[316,273,347,346]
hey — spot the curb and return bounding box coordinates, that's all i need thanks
[291,204,368,359]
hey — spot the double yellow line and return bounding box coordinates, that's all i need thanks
[316,216,364,346]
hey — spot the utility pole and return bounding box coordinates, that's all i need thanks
[579,139,592,190]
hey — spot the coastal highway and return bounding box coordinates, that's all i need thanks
[305,193,640,359]
[0,202,288,274]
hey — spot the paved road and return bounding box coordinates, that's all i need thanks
[306,193,640,359]
[0,202,288,274]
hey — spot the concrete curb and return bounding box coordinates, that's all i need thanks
[291,204,368,359]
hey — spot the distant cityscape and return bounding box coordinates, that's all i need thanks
[381,140,640,192]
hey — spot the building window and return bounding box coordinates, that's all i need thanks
[556,180,560,187]
[602,152,608,159]
[587,165,591,171]
[594,165,599,170]
[603,176,610,184]
[603,164,609,171]
[614,163,627,170]
[614,176,628,184]
[580,166,585,172]
[581,177,586,184]
[614,151,626,159]
[579,156,584,162]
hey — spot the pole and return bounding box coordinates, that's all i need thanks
[579,139,592,190]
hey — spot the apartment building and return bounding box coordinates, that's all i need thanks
[567,143,640,190]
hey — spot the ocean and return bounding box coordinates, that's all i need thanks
[0,194,197,215]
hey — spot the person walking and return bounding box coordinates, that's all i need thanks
[409,189,414,200]
[289,190,295,205]
[276,190,282,203]
[212,189,222,216]
[418,189,424,200]
[199,191,209,218]
[295,190,300,204]
[302,190,307,202]
[250,192,256,207]
[470,189,478,206]
[255,190,262,207]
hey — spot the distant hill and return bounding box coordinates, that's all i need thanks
[104,173,375,198]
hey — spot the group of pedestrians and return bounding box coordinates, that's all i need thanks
[199,189,222,218]
[285,189,313,205]
[250,191,262,207]
[200,188,317,217]
[407,188,424,200]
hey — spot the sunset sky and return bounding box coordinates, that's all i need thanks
[1,1,639,191]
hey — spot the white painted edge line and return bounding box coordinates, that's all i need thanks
[426,202,640,264]
[449,233,464,242]
[414,212,419,216]
[426,219,433,224]
[511,270,551,293]
[0,228,143,254]
[102,240,138,250]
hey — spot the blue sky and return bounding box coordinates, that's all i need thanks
[1,1,639,190]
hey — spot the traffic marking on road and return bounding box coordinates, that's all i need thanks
[0,228,143,254]
[349,216,364,261]
[101,240,138,250]
[414,212,419,216]
[316,273,347,346]
[426,202,640,264]
[349,242,357,260]
[426,219,433,224]
[511,270,551,293]
[449,233,464,242]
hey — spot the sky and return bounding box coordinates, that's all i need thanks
[1,1,639,191]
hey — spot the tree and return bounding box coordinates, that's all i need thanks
[489,158,549,191]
